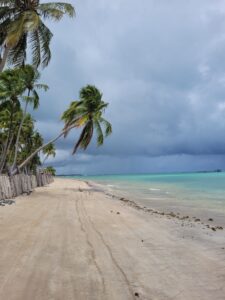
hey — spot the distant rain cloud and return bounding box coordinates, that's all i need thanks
[34,0,225,174]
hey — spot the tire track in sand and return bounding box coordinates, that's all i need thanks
[75,193,106,296]
[80,192,136,300]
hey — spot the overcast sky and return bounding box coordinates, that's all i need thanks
[33,0,225,175]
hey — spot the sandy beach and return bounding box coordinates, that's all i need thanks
[0,178,224,300]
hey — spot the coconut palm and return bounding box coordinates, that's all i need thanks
[22,130,44,173]
[45,166,56,176]
[0,1,75,71]
[62,85,112,154]
[0,68,25,172]
[15,85,112,174]
[0,104,27,173]
[12,65,48,172]
[42,142,56,165]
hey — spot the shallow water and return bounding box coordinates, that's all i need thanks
[67,172,225,225]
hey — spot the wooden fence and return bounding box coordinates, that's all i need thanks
[0,172,54,201]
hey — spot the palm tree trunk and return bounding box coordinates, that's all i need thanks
[0,103,15,173]
[12,123,77,176]
[0,143,4,160]
[0,134,14,174]
[42,155,48,165]
[13,131,64,176]
[0,137,10,174]
[12,96,29,170]
[0,46,10,72]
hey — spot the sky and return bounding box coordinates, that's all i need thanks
[33,0,225,175]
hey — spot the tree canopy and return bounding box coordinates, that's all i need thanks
[0,2,112,177]
[0,1,75,70]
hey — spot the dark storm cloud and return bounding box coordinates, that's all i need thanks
[33,0,225,174]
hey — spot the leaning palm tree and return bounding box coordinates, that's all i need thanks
[0,1,75,71]
[62,85,112,154]
[15,85,112,174]
[11,65,48,172]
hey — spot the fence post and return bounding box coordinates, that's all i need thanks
[0,172,53,200]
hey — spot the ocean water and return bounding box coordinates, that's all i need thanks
[69,172,225,224]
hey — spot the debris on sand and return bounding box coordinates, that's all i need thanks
[216,226,223,230]
[116,193,223,234]
[0,199,15,206]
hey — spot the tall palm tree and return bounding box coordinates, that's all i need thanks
[0,68,25,173]
[15,120,44,174]
[12,65,48,171]
[15,85,112,174]
[0,1,75,71]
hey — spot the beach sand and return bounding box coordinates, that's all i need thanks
[0,178,224,300]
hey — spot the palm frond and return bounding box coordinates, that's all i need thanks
[80,121,94,150]
[38,2,75,19]
[35,83,49,91]
[0,7,17,24]
[61,100,83,123]
[72,121,93,155]
[94,120,104,146]
[22,94,39,110]
[38,8,65,21]
[29,29,41,67]
[37,20,52,67]
[0,1,15,7]
[73,115,89,127]
[62,114,87,138]
[98,102,108,111]
[100,117,112,136]
[32,89,39,109]
[7,32,27,67]
[5,14,25,47]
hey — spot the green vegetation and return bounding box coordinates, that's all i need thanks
[45,166,56,176]
[42,143,56,165]
[0,1,112,176]
[17,85,112,175]
[0,0,75,71]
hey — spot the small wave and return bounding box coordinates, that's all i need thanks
[149,188,161,191]
[107,184,115,187]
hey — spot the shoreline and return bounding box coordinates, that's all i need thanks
[0,177,224,299]
[85,179,225,233]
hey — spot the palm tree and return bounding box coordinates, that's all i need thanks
[0,1,75,71]
[42,142,56,165]
[62,85,112,154]
[15,85,112,174]
[15,120,44,174]
[45,166,56,176]
[12,65,48,172]
[22,130,44,173]
[0,68,26,173]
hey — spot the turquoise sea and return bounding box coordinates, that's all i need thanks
[69,172,225,225]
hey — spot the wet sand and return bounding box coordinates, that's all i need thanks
[0,178,224,300]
